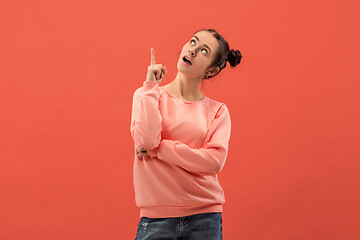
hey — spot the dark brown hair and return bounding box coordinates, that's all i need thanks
[194,29,242,79]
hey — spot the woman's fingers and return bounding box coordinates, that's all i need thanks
[157,65,166,80]
[146,49,166,82]
[162,67,167,79]
[137,146,146,152]
[150,48,156,65]
[149,64,166,81]
[136,146,148,156]
[155,69,160,80]
[136,151,149,158]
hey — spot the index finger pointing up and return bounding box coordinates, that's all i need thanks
[150,48,156,65]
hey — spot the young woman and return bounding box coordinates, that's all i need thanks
[130,28,242,240]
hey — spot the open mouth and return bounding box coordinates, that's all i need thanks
[183,56,192,65]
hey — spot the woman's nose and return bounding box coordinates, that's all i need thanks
[189,48,196,56]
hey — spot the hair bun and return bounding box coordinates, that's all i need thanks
[227,49,242,67]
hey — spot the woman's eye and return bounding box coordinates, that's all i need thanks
[189,39,207,54]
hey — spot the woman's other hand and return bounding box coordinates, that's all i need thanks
[146,48,167,83]
[135,145,149,159]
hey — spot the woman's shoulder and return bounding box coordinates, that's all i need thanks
[201,96,227,114]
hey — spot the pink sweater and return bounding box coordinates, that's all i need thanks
[130,80,231,218]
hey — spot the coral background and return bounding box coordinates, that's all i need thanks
[0,0,359,239]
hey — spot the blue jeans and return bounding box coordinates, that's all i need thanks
[134,212,222,240]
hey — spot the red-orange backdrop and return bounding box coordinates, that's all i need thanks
[1,0,359,239]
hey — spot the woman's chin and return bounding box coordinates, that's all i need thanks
[177,68,194,77]
[177,63,194,75]
[177,61,204,79]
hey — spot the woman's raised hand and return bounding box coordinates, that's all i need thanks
[146,48,167,83]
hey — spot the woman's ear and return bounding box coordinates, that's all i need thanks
[206,66,220,78]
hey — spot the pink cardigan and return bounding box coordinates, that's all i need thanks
[130,80,231,218]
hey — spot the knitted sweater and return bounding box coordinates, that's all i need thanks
[130,80,231,218]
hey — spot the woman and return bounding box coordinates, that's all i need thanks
[130,28,242,240]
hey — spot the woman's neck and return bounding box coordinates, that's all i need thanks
[168,72,204,101]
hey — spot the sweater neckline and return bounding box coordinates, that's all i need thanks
[160,86,207,103]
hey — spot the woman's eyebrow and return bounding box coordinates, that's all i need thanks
[192,35,212,53]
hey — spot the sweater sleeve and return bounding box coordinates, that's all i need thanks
[148,104,231,174]
[130,80,162,150]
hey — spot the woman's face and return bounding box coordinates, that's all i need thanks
[177,30,220,79]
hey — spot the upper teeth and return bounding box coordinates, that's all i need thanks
[184,57,191,63]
